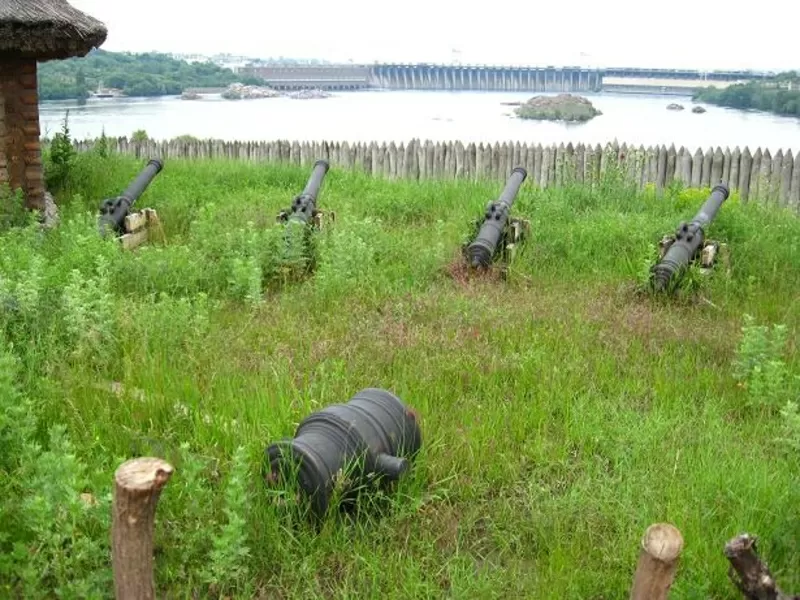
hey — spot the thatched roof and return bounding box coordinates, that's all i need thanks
[0,0,107,61]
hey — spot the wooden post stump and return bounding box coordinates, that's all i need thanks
[112,457,174,600]
[724,533,798,600]
[630,523,684,600]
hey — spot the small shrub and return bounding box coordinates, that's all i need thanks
[0,340,112,598]
[203,445,253,596]
[95,128,111,158]
[778,401,800,452]
[0,184,31,231]
[732,314,791,409]
[131,129,149,143]
[44,112,77,195]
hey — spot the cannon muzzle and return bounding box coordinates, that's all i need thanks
[652,183,729,291]
[287,160,330,226]
[466,167,528,268]
[265,388,422,518]
[98,158,164,237]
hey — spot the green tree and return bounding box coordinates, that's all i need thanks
[37,49,269,101]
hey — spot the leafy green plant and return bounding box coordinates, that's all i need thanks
[203,446,253,596]
[0,340,112,599]
[131,129,149,143]
[95,128,111,158]
[44,111,77,196]
[778,401,800,452]
[732,314,790,409]
[0,184,31,231]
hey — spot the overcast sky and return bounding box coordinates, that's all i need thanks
[68,0,798,71]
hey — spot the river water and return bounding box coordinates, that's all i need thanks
[39,90,800,154]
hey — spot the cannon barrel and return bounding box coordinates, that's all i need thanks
[287,159,330,226]
[98,158,163,237]
[265,388,421,518]
[466,167,527,268]
[652,183,729,291]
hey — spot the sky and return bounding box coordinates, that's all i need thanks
[68,0,799,71]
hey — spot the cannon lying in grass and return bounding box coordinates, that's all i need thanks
[264,388,422,520]
[275,159,333,276]
[463,167,529,269]
[276,159,332,228]
[98,158,164,249]
[651,183,730,292]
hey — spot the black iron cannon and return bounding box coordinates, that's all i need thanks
[465,166,529,268]
[277,159,330,226]
[275,159,333,277]
[264,388,422,519]
[98,158,164,237]
[652,183,730,292]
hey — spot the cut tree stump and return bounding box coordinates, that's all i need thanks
[630,523,684,600]
[724,533,799,600]
[112,457,174,600]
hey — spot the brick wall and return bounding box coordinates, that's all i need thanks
[0,59,44,210]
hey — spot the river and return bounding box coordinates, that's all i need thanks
[39,90,800,154]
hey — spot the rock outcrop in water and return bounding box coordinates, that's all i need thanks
[514,94,601,122]
[221,83,280,100]
[666,103,685,111]
[181,91,201,100]
[691,105,707,114]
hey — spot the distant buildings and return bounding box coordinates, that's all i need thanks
[169,52,331,73]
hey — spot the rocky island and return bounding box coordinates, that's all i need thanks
[514,94,601,122]
[666,103,685,111]
[212,83,333,101]
[691,105,707,114]
[221,83,281,100]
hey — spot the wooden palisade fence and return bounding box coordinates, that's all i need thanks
[72,137,800,208]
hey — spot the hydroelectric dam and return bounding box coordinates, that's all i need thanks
[237,63,769,95]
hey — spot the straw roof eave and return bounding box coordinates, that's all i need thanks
[0,0,107,61]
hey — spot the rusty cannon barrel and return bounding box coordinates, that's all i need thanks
[265,388,422,519]
[98,158,164,237]
[285,159,329,226]
[652,183,729,292]
[466,167,528,268]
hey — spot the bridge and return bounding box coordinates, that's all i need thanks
[235,63,772,94]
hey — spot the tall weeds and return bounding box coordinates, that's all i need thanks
[0,139,797,597]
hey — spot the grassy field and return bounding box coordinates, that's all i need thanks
[1,149,799,599]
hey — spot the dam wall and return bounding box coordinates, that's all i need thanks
[370,65,603,92]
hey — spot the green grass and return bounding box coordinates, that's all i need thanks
[1,150,799,599]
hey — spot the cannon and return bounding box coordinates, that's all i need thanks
[98,159,163,239]
[264,388,422,519]
[275,159,333,277]
[277,159,332,228]
[464,167,529,269]
[651,183,730,292]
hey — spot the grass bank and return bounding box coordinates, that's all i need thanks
[1,150,799,598]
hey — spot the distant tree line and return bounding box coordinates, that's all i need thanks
[693,71,800,117]
[37,49,266,101]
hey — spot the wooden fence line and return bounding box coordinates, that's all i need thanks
[72,137,800,208]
